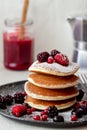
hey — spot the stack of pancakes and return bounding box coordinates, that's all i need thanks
[24,61,80,110]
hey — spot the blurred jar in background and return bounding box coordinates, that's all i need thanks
[3,18,34,70]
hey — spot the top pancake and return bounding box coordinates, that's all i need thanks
[29,61,79,76]
[28,73,79,89]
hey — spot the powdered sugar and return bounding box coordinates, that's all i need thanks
[29,61,79,73]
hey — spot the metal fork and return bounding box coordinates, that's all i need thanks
[78,73,87,93]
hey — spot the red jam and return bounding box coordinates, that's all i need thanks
[3,32,34,70]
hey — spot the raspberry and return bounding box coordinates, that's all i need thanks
[12,105,27,117]
[37,51,49,62]
[47,56,54,63]
[54,53,69,66]
[50,49,60,57]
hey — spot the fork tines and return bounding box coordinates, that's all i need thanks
[79,73,87,93]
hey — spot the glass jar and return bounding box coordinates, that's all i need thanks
[3,18,34,70]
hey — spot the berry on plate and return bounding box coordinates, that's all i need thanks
[33,115,40,120]
[27,108,32,115]
[41,115,48,121]
[71,115,77,121]
[14,92,25,104]
[53,115,64,122]
[12,105,27,117]
[47,105,58,118]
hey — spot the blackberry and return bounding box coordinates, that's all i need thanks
[53,115,64,122]
[0,95,6,109]
[80,105,87,115]
[47,105,58,118]
[5,95,13,105]
[50,49,60,57]
[76,107,84,118]
[37,51,49,62]
[76,89,84,101]
[14,92,25,104]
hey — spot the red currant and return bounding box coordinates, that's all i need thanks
[71,115,77,121]
[41,115,48,121]
[31,107,36,112]
[41,111,45,116]
[47,56,54,64]
[44,109,48,115]
[33,115,40,120]
[27,108,32,115]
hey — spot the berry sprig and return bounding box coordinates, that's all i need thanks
[37,49,69,66]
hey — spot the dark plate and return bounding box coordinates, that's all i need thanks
[0,80,87,128]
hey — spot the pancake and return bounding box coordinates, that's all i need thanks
[29,61,79,76]
[25,96,76,110]
[28,73,79,89]
[24,82,79,101]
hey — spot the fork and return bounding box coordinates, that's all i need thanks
[78,73,87,93]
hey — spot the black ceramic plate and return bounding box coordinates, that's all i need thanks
[0,80,87,128]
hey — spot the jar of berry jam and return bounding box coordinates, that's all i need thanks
[3,18,34,70]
